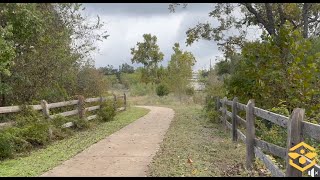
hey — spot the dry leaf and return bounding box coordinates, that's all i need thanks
[187,158,193,163]
[212,149,217,152]
[192,169,197,174]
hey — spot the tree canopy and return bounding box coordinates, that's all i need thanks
[0,3,108,105]
[130,34,164,84]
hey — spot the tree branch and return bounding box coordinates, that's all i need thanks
[265,3,275,35]
[277,4,286,26]
[242,3,275,36]
[302,3,312,38]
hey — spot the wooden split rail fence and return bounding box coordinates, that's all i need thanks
[0,93,127,129]
[215,96,320,177]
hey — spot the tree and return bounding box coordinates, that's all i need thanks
[77,65,107,97]
[224,26,320,122]
[166,43,196,101]
[0,3,109,105]
[119,63,134,74]
[98,65,118,75]
[169,3,320,60]
[130,34,164,84]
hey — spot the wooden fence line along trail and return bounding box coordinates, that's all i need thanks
[215,96,320,177]
[0,93,127,130]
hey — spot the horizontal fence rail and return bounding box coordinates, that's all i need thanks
[47,100,79,109]
[0,93,127,130]
[215,96,320,177]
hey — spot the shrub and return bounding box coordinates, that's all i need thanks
[15,105,46,127]
[130,83,156,96]
[19,122,50,146]
[116,97,125,108]
[51,116,74,140]
[120,72,140,89]
[203,95,220,123]
[3,127,32,153]
[11,105,51,147]
[51,115,71,128]
[11,136,33,154]
[0,132,14,160]
[186,86,195,96]
[73,118,90,130]
[97,100,116,122]
[156,84,169,97]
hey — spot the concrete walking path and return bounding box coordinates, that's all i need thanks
[41,106,174,177]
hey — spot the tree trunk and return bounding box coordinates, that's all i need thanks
[0,74,6,106]
[302,3,311,38]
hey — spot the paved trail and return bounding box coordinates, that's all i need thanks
[41,106,174,177]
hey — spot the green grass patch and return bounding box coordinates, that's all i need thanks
[0,107,149,177]
[147,105,269,177]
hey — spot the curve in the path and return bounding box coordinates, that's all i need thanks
[41,106,174,177]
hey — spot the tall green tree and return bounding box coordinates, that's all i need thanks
[130,34,164,84]
[166,43,196,101]
[0,3,109,105]
[170,3,320,60]
[225,25,320,122]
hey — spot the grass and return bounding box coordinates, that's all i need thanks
[147,105,270,177]
[0,106,149,177]
[128,93,204,107]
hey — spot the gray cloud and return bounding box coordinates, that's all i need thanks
[83,3,260,71]
[84,3,214,16]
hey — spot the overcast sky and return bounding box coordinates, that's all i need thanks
[83,3,261,71]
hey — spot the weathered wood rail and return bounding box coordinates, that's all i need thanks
[0,93,127,129]
[214,96,320,177]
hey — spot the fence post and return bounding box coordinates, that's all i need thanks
[113,94,117,111]
[77,95,85,119]
[99,96,104,103]
[222,97,228,131]
[41,100,50,119]
[99,96,104,110]
[286,108,304,177]
[41,100,52,139]
[232,97,238,142]
[245,99,255,169]
[216,96,220,111]
[124,93,127,111]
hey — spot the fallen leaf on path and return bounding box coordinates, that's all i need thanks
[187,158,193,163]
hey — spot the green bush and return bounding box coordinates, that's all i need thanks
[156,84,169,97]
[120,72,140,89]
[3,127,32,153]
[0,133,14,160]
[15,105,45,127]
[97,100,116,122]
[204,95,220,123]
[51,115,71,128]
[51,116,74,140]
[130,83,156,96]
[11,136,33,154]
[19,122,50,146]
[11,105,51,146]
[73,118,90,130]
[186,86,195,96]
